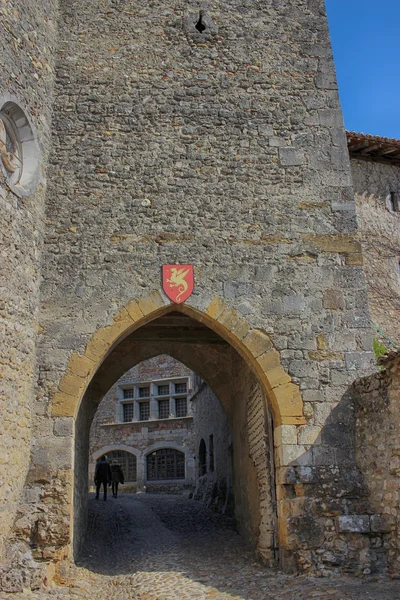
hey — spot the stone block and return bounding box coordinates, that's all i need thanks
[336,515,370,533]
[302,389,323,402]
[296,466,319,484]
[125,300,145,322]
[254,265,275,281]
[52,391,77,418]
[137,295,159,316]
[281,445,311,466]
[68,353,95,378]
[84,334,110,363]
[243,329,272,358]
[345,253,363,266]
[312,445,336,466]
[370,515,391,533]
[283,295,305,314]
[298,425,321,446]
[318,109,343,128]
[275,424,298,446]
[264,365,292,389]
[323,288,345,310]
[257,349,281,372]
[279,147,304,167]
[148,290,169,309]
[308,350,344,361]
[206,296,225,320]
[217,307,240,331]
[274,382,304,417]
[58,371,87,398]
[303,234,361,254]
[53,417,74,437]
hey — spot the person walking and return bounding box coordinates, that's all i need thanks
[94,455,112,501]
[111,459,124,498]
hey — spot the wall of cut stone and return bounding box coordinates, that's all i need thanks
[0,0,58,567]
[353,354,400,576]
[8,0,385,581]
[192,382,234,516]
[351,159,400,347]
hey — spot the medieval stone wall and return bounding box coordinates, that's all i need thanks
[353,353,400,576]
[0,0,58,559]
[1,0,390,584]
[38,0,373,416]
[191,381,233,516]
[351,159,400,347]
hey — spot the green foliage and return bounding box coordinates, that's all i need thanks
[373,338,388,362]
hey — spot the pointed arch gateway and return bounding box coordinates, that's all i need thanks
[51,291,305,566]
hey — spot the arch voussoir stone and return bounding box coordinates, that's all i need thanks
[51,291,304,427]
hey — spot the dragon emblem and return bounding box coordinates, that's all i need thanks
[162,264,194,304]
[166,267,191,303]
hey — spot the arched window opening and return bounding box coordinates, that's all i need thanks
[147,448,185,480]
[104,450,137,482]
[199,438,207,476]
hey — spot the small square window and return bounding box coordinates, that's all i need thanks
[139,402,150,421]
[175,382,187,394]
[138,386,150,398]
[123,388,134,399]
[157,384,170,396]
[158,399,169,419]
[123,403,134,422]
[175,398,187,417]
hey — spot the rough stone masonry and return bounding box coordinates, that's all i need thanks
[0,0,396,591]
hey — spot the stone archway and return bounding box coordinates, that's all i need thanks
[48,291,305,570]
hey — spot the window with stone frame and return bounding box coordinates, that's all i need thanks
[123,388,134,399]
[139,401,150,421]
[105,450,137,482]
[174,381,187,394]
[123,403,134,422]
[157,384,169,396]
[138,386,150,398]
[158,399,170,419]
[175,397,187,417]
[146,448,185,480]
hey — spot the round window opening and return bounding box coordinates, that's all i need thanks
[0,100,40,197]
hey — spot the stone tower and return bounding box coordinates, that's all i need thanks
[0,0,386,586]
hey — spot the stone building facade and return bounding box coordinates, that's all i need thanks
[89,354,233,499]
[89,355,198,493]
[1,0,400,590]
[348,134,400,347]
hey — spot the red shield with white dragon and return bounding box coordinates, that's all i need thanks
[162,264,194,304]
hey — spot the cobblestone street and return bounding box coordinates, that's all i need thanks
[3,494,400,600]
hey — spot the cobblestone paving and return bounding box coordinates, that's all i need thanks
[3,494,400,600]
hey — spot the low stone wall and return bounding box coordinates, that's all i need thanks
[353,353,400,576]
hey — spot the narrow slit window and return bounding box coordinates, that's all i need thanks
[390,191,399,212]
[195,11,206,33]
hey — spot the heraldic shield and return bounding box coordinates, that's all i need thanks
[162,264,194,304]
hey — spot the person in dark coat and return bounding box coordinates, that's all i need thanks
[111,459,124,498]
[94,455,112,500]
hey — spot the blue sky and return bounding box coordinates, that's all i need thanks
[325,1,400,139]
